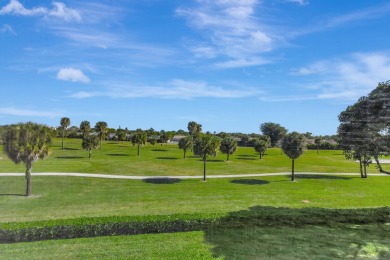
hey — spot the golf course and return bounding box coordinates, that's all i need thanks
[1,138,390,259]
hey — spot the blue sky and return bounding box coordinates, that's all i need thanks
[1,0,390,135]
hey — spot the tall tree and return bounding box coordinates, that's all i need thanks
[82,135,99,158]
[281,132,306,181]
[79,120,91,138]
[193,134,221,181]
[131,129,147,156]
[116,127,126,142]
[60,117,70,150]
[160,131,175,146]
[94,121,108,150]
[220,137,238,161]
[260,122,287,147]
[314,138,322,154]
[3,122,52,196]
[253,135,271,159]
[187,121,202,137]
[178,136,193,159]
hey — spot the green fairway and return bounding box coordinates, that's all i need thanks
[0,138,386,175]
[1,175,390,223]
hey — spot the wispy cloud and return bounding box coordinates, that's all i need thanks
[177,0,277,68]
[285,0,308,6]
[0,24,15,34]
[57,68,90,83]
[291,2,390,37]
[0,0,81,22]
[69,79,260,100]
[0,107,58,117]
[295,52,390,100]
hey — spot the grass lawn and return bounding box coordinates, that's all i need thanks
[0,138,383,175]
[1,175,390,223]
[2,224,390,259]
[1,139,390,259]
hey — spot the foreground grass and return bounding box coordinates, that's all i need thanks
[0,231,216,260]
[1,175,390,223]
[2,224,390,259]
[1,138,384,175]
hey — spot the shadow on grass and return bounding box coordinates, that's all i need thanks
[152,149,169,152]
[237,154,257,158]
[55,156,84,159]
[204,206,390,260]
[143,177,182,184]
[62,148,80,151]
[107,154,129,157]
[296,174,351,180]
[201,159,224,163]
[231,179,269,185]
[0,194,25,197]
[156,157,179,160]
[236,157,257,161]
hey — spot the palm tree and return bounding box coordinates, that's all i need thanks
[94,121,108,150]
[253,135,271,159]
[178,136,193,158]
[220,137,237,161]
[60,117,70,150]
[193,134,221,181]
[131,129,147,156]
[79,120,91,138]
[82,135,99,158]
[281,132,306,181]
[3,122,52,196]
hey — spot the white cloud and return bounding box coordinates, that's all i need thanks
[296,52,390,100]
[0,24,15,34]
[177,0,277,68]
[57,68,90,83]
[69,79,260,100]
[0,0,81,22]
[285,0,308,6]
[0,107,57,117]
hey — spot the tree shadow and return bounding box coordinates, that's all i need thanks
[296,174,352,180]
[231,179,269,185]
[206,159,225,163]
[152,149,168,152]
[143,177,182,184]
[62,148,80,151]
[55,156,84,159]
[237,154,257,158]
[107,154,129,157]
[156,157,179,160]
[203,206,390,259]
[0,194,25,197]
[236,157,257,161]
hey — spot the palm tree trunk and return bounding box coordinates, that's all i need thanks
[62,130,65,150]
[88,149,91,158]
[203,158,207,181]
[259,153,262,159]
[184,149,186,159]
[227,153,230,161]
[291,159,295,181]
[25,161,32,196]
[137,144,140,156]
[359,159,364,178]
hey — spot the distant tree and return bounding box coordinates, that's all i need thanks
[260,122,287,147]
[3,122,52,196]
[159,131,175,146]
[116,127,126,142]
[60,117,71,149]
[281,132,306,181]
[178,136,193,158]
[253,135,271,159]
[149,137,158,146]
[131,129,147,156]
[94,121,108,150]
[193,134,221,181]
[188,121,202,137]
[82,135,99,158]
[314,138,322,154]
[220,137,238,161]
[79,120,91,138]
